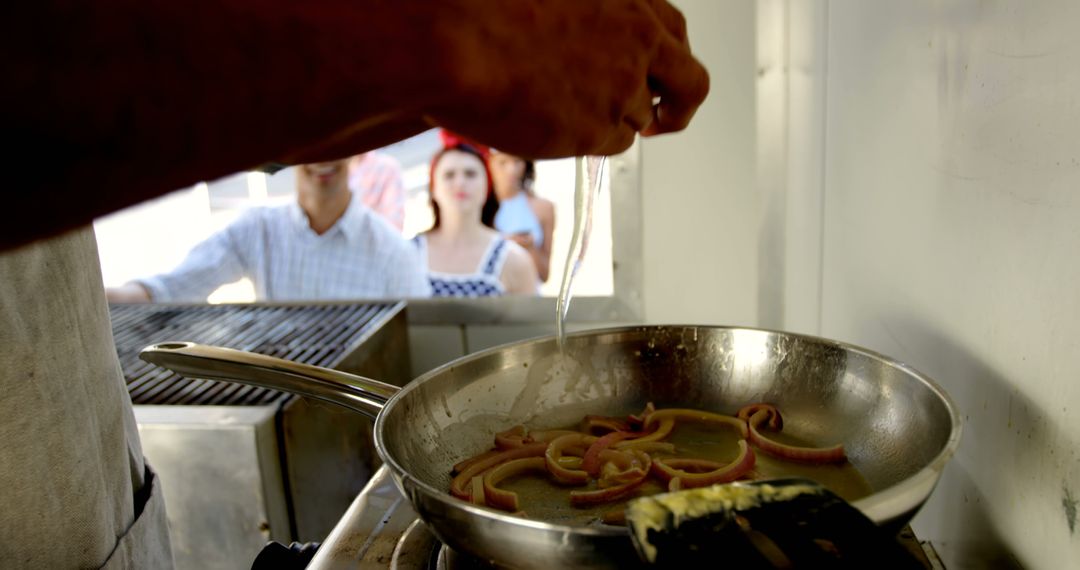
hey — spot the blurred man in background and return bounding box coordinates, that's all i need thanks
[107,158,429,303]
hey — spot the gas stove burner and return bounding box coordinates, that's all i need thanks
[432,545,502,570]
[391,518,501,570]
[390,520,434,569]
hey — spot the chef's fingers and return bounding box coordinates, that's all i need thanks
[596,123,639,156]
[622,83,656,134]
[644,0,690,47]
[643,34,710,136]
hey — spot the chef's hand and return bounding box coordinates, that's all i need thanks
[425,0,709,158]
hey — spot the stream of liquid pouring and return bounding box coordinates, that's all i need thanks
[555,155,606,351]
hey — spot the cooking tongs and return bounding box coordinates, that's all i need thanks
[626,478,925,569]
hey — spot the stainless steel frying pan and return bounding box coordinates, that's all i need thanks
[140,325,961,569]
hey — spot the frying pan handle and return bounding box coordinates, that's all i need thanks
[138,342,399,421]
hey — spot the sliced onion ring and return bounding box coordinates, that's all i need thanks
[494,425,530,450]
[558,457,583,469]
[450,443,549,500]
[581,415,631,435]
[570,451,652,506]
[737,402,782,430]
[748,408,846,464]
[452,449,502,475]
[483,457,548,512]
[649,440,756,489]
[597,449,648,488]
[545,434,596,484]
[612,418,676,448]
[627,402,656,429]
[581,431,634,476]
[470,476,486,506]
[642,408,749,439]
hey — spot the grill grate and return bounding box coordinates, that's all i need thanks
[110,302,402,405]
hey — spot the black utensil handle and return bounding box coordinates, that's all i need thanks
[251,541,320,570]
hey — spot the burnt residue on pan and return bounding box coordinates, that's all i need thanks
[1063,484,1078,535]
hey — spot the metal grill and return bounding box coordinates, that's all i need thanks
[110,302,403,405]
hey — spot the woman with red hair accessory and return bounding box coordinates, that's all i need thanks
[438,130,491,159]
[413,136,538,297]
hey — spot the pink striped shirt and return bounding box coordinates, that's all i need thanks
[348,151,406,232]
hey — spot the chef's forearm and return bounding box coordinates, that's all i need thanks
[3,0,453,250]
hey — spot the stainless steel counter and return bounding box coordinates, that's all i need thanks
[308,466,429,570]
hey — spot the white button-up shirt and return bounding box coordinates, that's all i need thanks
[139,197,431,301]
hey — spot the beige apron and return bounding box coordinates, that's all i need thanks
[0,228,173,569]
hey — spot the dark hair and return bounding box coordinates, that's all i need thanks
[521,160,536,194]
[428,144,499,229]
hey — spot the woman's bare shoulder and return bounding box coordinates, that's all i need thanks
[502,239,533,267]
[529,195,556,214]
[501,239,540,294]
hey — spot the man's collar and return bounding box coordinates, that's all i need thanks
[288,193,367,244]
[335,194,369,245]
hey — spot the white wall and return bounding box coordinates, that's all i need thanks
[411,6,1079,566]
[640,0,759,325]
[767,1,1080,567]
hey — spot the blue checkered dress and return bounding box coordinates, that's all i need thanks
[413,234,510,297]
